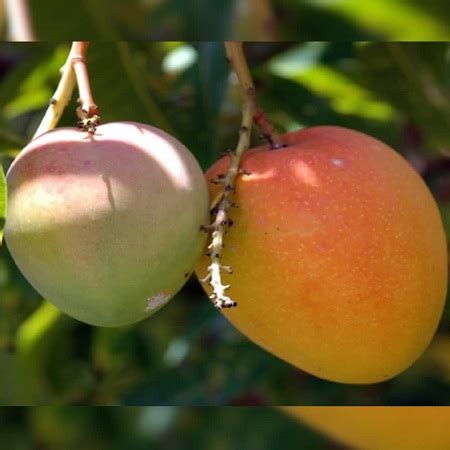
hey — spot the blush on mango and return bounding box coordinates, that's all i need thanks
[196,126,448,384]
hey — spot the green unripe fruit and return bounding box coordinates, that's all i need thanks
[5,121,209,326]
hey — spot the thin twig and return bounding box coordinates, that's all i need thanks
[253,106,285,149]
[33,42,101,139]
[200,42,257,309]
[33,45,77,139]
[4,0,35,41]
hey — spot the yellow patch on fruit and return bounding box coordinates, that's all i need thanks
[285,406,450,450]
[196,126,448,384]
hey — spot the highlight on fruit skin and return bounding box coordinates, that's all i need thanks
[5,121,210,327]
[284,406,450,450]
[196,125,448,384]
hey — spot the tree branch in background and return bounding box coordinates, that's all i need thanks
[0,1,5,38]
[4,0,35,41]
[248,0,278,40]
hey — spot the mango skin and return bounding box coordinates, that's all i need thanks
[196,126,448,383]
[285,407,450,450]
[5,121,209,326]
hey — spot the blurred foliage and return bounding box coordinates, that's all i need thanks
[358,43,450,150]
[1,0,448,40]
[1,405,447,450]
[0,42,450,406]
[0,406,341,450]
[0,164,5,244]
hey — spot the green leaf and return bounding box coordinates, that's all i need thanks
[29,0,108,39]
[0,163,6,244]
[358,42,450,151]
[15,301,73,403]
[0,44,55,111]
[303,0,450,40]
[258,73,400,148]
[150,0,234,39]
[2,46,68,120]
[0,120,26,152]
[267,43,395,122]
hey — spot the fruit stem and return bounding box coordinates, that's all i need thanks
[253,107,285,149]
[201,42,258,309]
[227,43,284,148]
[33,42,101,139]
[4,0,36,41]
[71,41,100,134]
[33,44,77,139]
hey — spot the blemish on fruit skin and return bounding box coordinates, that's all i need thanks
[145,292,171,312]
[331,158,344,167]
[291,161,320,187]
[241,169,277,181]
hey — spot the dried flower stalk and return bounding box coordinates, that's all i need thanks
[200,42,257,309]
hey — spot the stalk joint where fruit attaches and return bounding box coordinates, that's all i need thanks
[253,107,286,150]
[71,42,101,134]
[34,42,101,139]
[76,100,100,135]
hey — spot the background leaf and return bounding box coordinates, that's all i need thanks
[358,42,450,151]
[0,163,5,244]
[29,0,110,39]
[8,0,448,40]
[0,407,328,450]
